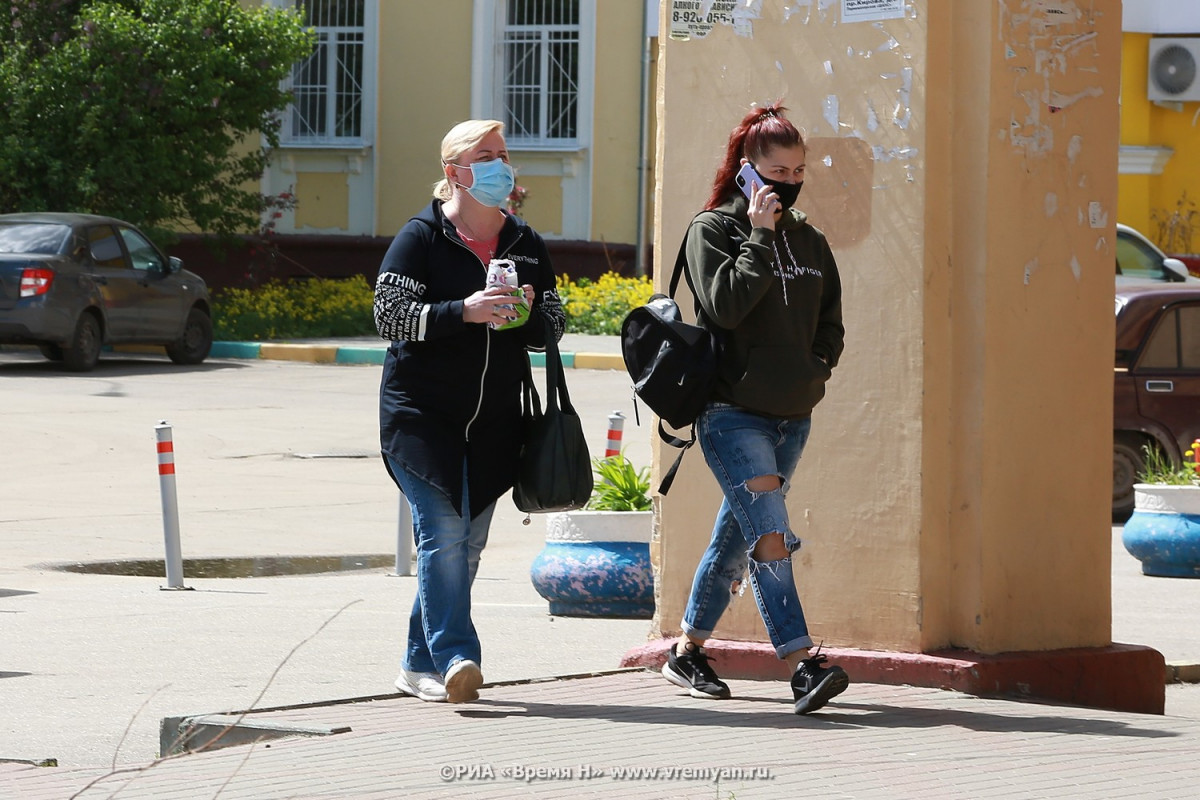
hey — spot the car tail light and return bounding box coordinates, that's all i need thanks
[19,268,54,298]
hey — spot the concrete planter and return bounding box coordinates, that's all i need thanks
[529,510,654,618]
[1122,484,1200,578]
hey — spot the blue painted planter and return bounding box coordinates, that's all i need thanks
[1122,485,1200,578]
[529,511,654,618]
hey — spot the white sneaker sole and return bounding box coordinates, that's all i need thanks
[444,660,483,704]
[661,662,730,700]
[395,671,447,703]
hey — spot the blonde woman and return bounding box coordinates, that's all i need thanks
[374,120,564,703]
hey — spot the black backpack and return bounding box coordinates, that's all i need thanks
[620,214,729,494]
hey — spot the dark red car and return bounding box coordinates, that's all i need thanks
[1113,285,1200,516]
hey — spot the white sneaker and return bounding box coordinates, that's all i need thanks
[395,669,447,702]
[444,659,483,703]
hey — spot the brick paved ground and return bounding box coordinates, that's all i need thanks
[4,671,1198,799]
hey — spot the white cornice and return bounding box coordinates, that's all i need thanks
[1118,145,1174,175]
[1124,1,1200,34]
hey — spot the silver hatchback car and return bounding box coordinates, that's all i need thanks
[0,213,211,371]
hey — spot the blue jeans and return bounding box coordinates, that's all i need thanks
[386,456,495,676]
[681,404,814,659]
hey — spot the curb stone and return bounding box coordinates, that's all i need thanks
[206,342,625,370]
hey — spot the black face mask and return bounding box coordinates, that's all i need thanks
[753,168,804,211]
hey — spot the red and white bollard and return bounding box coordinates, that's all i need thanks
[155,421,188,590]
[605,411,625,459]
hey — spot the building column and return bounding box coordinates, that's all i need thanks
[628,0,1163,714]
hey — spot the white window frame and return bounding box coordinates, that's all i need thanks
[472,0,595,152]
[277,0,378,148]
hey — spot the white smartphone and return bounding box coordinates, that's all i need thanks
[734,162,761,200]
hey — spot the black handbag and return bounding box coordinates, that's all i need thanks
[513,319,594,515]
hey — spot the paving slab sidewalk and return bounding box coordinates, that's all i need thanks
[4,674,1199,799]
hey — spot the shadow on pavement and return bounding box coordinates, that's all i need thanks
[0,355,248,378]
[460,695,1180,739]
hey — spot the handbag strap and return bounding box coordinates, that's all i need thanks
[523,316,575,417]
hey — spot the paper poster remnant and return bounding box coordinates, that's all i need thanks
[1088,201,1107,229]
[823,95,841,133]
[668,0,735,40]
[842,0,905,23]
[669,0,761,40]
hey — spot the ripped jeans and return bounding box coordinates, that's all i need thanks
[681,403,813,659]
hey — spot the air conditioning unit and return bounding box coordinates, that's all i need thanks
[1148,38,1200,103]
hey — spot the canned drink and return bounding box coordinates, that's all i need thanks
[485,258,529,330]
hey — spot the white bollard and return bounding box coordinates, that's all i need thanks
[392,493,413,577]
[605,411,625,458]
[155,421,188,590]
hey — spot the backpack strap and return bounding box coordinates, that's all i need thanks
[657,420,694,495]
[652,210,740,495]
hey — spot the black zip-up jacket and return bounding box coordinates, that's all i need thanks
[374,200,565,519]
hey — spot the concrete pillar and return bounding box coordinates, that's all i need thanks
[630,0,1164,713]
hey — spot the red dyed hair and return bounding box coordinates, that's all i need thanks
[704,101,805,211]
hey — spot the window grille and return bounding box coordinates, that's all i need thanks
[286,0,365,144]
[502,0,580,144]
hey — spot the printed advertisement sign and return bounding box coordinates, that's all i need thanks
[842,0,906,23]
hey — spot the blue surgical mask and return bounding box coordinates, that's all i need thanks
[451,158,515,208]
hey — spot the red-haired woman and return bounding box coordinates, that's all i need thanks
[661,103,848,714]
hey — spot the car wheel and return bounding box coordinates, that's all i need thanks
[38,343,64,362]
[165,308,212,365]
[1113,433,1146,520]
[62,313,102,372]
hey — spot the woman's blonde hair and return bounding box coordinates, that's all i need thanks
[433,119,506,201]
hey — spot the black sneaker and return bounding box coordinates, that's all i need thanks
[661,642,731,699]
[791,652,849,714]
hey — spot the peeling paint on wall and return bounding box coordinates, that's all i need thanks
[667,1,922,200]
[671,0,907,38]
[998,0,1103,160]
[1066,134,1082,164]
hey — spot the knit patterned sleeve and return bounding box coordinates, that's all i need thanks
[374,271,429,341]
[540,285,566,342]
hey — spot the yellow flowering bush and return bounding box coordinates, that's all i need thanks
[213,276,376,341]
[213,271,655,341]
[557,272,655,335]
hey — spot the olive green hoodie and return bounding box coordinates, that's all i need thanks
[683,193,844,418]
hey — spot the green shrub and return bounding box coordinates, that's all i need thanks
[588,454,652,511]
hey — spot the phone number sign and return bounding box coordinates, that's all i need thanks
[668,0,737,40]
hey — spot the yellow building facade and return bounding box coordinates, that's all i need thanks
[256,2,1200,271]
[261,0,657,271]
[1118,2,1200,253]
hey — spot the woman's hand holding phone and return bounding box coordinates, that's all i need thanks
[747,181,779,230]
